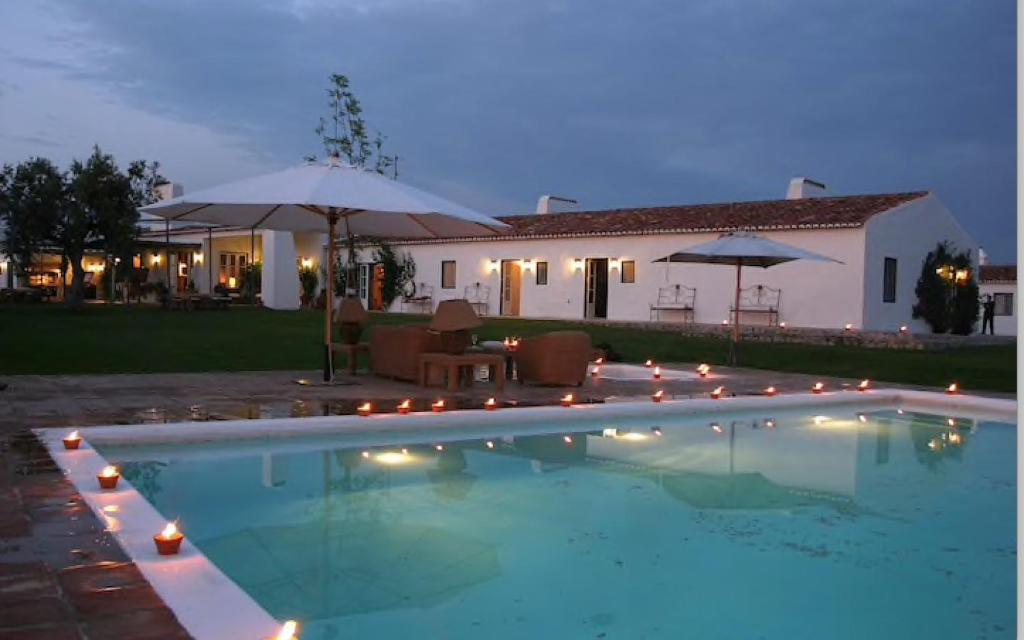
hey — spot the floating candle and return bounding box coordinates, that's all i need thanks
[153,522,184,556]
[97,465,120,490]
[62,431,82,450]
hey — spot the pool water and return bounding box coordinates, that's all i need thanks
[100,406,1016,640]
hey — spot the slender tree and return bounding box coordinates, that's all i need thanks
[311,73,398,295]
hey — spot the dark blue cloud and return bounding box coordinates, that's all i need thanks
[10,0,1019,259]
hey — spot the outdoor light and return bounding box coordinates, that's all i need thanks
[652,427,663,436]
[778,321,787,329]
[561,393,574,407]
[857,413,868,423]
[573,258,583,271]
[563,435,573,445]
[653,366,662,380]
[844,323,854,332]
[228,276,237,288]
[812,382,825,394]
[489,259,499,272]
[431,399,446,413]
[485,397,498,411]
[899,325,909,334]
[644,359,654,368]
[97,465,120,490]
[721,319,729,326]
[153,522,184,556]
[764,419,776,429]
[710,386,725,400]
[609,258,621,270]
[813,415,828,426]
[435,444,444,451]
[946,383,959,395]
[652,390,664,403]
[711,423,723,433]
[272,620,298,640]
[151,254,161,265]
[947,432,963,446]
[954,269,970,283]
[696,363,710,377]
[486,441,495,449]
[361,451,370,459]
[300,257,314,269]
[857,379,870,392]
[375,451,410,465]
[357,402,372,417]
[62,430,82,450]
[503,337,520,351]
[397,399,412,415]
[927,438,940,451]
[763,386,778,397]
[946,418,955,427]
[193,252,203,265]
[521,258,533,271]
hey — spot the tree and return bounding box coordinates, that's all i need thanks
[912,241,979,335]
[0,158,66,286]
[311,73,399,294]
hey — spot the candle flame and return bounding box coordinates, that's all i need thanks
[358,402,371,412]
[276,620,298,640]
[486,441,495,449]
[561,394,573,403]
[432,399,444,408]
[711,423,723,433]
[947,383,958,393]
[764,386,776,395]
[779,321,787,328]
[563,435,573,444]
[948,432,963,445]
[712,386,724,397]
[845,323,853,331]
[696,363,710,376]
[485,397,496,406]
[858,379,870,390]
[161,522,178,538]
[813,382,824,391]
[653,390,664,399]
[100,465,118,478]
[591,366,600,375]
[644,359,653,367]
[435,444,444,451]
[899,325,908,332]
[595,357,604,365]
[653,366,661,376]
[67,430,80,440]
[398,399,411,410]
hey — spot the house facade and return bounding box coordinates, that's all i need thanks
[364,184,978,332]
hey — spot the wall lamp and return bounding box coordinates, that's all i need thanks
[572,258,583,272]
[300,257,314,269]
[488,259,499,273]
[610,257,621,270]
[193,252,204,265]
[521,258,533,271]
[151,254,161,266]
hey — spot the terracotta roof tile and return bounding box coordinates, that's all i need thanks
[980,264,1016,283]
[493,192,928,238]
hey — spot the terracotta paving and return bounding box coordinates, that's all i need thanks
[0,364,1009,639]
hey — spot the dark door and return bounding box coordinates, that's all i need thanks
[584,258,608,318]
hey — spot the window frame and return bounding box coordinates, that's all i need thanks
[440,260,457,289]
[993,292,1014,316]
[535,261,548,285]
[620,260,636,284]
[882,257,897,303]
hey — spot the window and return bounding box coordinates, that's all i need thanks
[994,292,1014,316]
[621,260,636,284]
[441,260,456,289]
[536,261,548,285]
[882,257,897,303]
[219,252,247,289]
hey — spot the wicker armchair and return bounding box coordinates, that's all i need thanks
[514,331,593,386]
[369,325,443,382]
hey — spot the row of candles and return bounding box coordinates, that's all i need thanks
[59,431,301,640]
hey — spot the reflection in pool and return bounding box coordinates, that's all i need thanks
[105,407,1015,640]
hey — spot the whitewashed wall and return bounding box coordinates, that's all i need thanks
[862,194,979,332]
[386,227,867,329]
[979,281,1017,336]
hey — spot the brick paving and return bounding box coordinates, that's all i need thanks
[0,364,1010,638]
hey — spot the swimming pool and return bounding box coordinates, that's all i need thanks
[45,391,1016,639]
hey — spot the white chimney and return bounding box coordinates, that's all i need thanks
[535,195,578,214]
[785,177,827,200]
[155,182,184,201]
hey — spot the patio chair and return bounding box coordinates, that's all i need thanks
[464,282,491,316]
[514,331,593,386]
[401,283,434,314]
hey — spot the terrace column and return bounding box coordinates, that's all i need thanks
[261,230,300,310]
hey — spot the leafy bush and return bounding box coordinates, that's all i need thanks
[373,241,416,308]
[299,266,319,308]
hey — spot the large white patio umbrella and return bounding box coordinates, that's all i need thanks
[142,156,509,380]
[654,232,840,365]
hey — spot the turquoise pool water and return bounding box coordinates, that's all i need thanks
[100,406,1015,639]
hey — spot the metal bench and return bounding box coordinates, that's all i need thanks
[649,284,696,322]
[730,284,781,326]
[401,283,434,314]
[464,282,491,316]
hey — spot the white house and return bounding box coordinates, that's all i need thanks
[356,179,979,332]
[979,263,1016,336]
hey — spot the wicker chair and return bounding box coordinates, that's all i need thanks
[369,326,443,382]
[514,331,593,386]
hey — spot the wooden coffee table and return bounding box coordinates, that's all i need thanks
[419,352,506,392]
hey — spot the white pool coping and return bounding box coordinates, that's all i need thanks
[36,389,1015,640]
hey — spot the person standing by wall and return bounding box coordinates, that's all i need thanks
[981,294,996,334]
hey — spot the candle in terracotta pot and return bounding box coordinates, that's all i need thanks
[153,522,184,556]
[431,399,445,413]
[62,431,82,450]
[812,382,825,394]
[651,390,664,403]
[357,402,372,417]
[560,394,574,408]
[97,465,120,490]
[397,399,411,415]
[710,386,725,400]
[484,397,498,411]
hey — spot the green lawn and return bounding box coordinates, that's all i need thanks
[0,304,1014,392]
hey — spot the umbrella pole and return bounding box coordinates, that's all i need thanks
[324,211,337,382]
[729,259,742,365]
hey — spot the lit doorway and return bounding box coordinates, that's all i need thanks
[584,258,608,319]
[500,260,522,316]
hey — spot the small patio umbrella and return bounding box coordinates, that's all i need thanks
[654,232,840,364]
[141,156,509,380]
